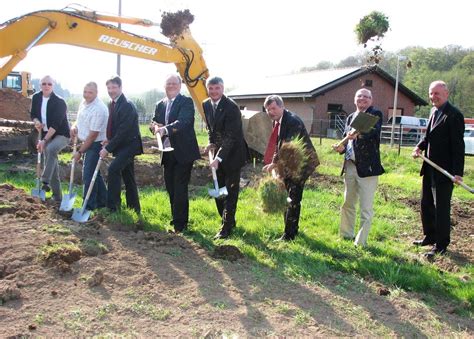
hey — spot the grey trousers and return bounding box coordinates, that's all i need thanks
[41,135,69,200]
[340,160,379,246]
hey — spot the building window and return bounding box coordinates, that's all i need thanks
[327,104,343,113]
[365,79,373,87]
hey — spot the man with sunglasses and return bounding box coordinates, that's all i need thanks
[31,75,70,203]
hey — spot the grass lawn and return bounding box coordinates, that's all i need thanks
[1,131,472,317]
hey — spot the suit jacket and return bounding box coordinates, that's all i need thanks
[274,110,319,181]
[30,91,70,138]
[153,93,200,164]
[203,95,247,171]
[341,106,385,178]
[416,101,464,183]
[105,93,143,156]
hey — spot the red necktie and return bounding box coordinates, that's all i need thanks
[264,122,280,165]
[106,101,115,140]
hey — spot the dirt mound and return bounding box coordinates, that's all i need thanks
[211,245,244,262]
[0,88,31,121]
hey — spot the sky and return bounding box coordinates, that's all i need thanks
[1,0,473,96]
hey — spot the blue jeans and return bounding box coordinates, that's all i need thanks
[83,141,107,210]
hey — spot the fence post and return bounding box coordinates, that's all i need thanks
[398,123,402,155]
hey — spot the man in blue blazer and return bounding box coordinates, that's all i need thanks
[99,76,143,214]
[412,80,465,258]
[151,74,200,233]
[203,76,247,239]
[333,88,384,247]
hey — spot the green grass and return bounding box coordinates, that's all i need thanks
[1,135,473,316]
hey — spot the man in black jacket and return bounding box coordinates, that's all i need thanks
[333,88,384,247]
[412,80,465,258]
[31,75,70,202]
[99,76,143,214]
[262,95,318,241]
[203,76,247,239]
[151,74,200,233]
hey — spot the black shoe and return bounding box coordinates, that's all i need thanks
[413,238,435,246]
[173,224,188,234]
[276,234,295,242]
[424,246,447,259]
[41,182,51,192]
[214,229,231,240]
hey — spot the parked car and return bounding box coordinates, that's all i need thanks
[386,116,427,143]
[465,126,474,155]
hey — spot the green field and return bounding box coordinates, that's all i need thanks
[1,132,472,317]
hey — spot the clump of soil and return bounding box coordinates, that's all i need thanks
[161,9,194,40]
[211,245,244,262]
[258,176,287,213]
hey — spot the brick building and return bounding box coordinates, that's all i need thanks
[228,66,427,136]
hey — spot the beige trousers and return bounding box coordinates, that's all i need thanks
[340,161,379,246]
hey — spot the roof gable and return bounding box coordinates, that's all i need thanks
[228,66,428,106]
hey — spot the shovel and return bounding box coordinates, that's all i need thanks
[419,154,474,194]
[151,131,174,152]
[31,133,46,201]
[333,111,380,148]
[60,136,78,211]
[208,150,228,199]
[72,158,103,222]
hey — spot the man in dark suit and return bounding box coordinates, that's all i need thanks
[150,74,200,233]
[262,95,318,241]
[203,76,247,239]
[412,80,465,258]
[31,75,70,202]
[99,76,142,214]
[333,88,385,247]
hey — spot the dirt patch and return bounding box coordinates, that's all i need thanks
[399,196,473,270]
[0,184,472,336]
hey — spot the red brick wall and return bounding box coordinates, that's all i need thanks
[232,72,419,132]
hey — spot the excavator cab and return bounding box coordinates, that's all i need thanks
[0,71,34,97]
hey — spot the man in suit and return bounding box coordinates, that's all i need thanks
[412,80,465,258]
[203,76,247,239]
[31,75,70,203]
[99,76,143,214]
[150,74,200,233]
[333,88,384,247]
[262,95,318,241]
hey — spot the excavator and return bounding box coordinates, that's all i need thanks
[0,71,36,154]
[0,6,270,155]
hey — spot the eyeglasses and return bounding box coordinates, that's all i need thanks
[356,94,371,99]
[41,82,53,86]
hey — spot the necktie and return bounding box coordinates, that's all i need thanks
[210,102,217,125]
[165,99,173,124]
[433,109,441,125]
[106,100,115,140]
[345,140,354,161]
[264,121,280,165]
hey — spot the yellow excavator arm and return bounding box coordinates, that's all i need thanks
[0,9,209,118]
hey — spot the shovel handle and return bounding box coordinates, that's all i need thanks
[68,136,78,194]
[419,154,474,193]
[81,158,102,212]
[208,150,220,190]
[156,132,164,151]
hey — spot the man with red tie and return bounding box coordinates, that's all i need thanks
[99,76,143,214]
[203,76,247,239]
[262,95,318,241]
